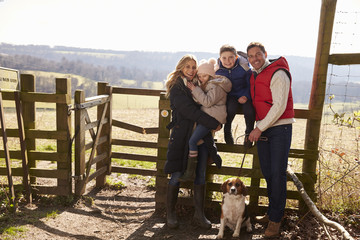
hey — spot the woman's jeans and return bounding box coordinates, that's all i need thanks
[257,124,292,223]
[169,143,208,186]
[189,124,210,152]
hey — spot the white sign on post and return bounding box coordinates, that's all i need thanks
[0,67,19,90]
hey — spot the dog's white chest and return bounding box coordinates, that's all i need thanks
[222,194,245,229]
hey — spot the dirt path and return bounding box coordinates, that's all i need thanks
[3,175,358,240]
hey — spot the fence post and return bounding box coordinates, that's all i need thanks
[249,153,262,215]
[20,74,36,184]
[96,82,112,187]
[155,93,171,210]
[303,0,337,210]
[56,78,72,195]
[74,90,86,195]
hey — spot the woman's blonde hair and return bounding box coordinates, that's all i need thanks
[165,54,198,98]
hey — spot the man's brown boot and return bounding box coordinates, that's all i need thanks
[255,214,269,223]
[265,220,281,238]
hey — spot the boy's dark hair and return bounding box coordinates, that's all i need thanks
[219,44,237,56]
[247,42,266,53]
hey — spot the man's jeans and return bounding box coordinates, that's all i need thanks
[257,124,292,222]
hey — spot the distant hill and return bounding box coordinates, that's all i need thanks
[1,43,359,103]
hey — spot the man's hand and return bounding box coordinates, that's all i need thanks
[248,127,262,142]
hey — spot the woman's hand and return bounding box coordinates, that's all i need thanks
[238,96,248,104]
[186,81,195,91]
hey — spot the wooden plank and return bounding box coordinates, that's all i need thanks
[111,166,156,176]
[155,94,172,210]
[56,78,72,195]
[75,94,110,109]
[112,119,158,134]
[112,87,164,96]
[32,186,69,196]
[85,135,108,151]
[29,168,69,179]
[0,91,15,205]
[0,150,22,159]
[87,165,107,183]
[83,100,109,184]
[21,92,71,103]
[96,83,113,187]
[303,0,337,207]
[74,90,86,195]
[27,151,68,162]
[111,152,157,162]
[294,109,321,120]
[20,74,36,184]
[14,90,31,204]
[112,139,158,148]
[0,128,19,137]
[25,129,69,140]
[91,152,108,165]
[84,110,97,139]
[1,91,15,100]
[328,53,360,65]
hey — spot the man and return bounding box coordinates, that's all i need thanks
[247,42,295,237]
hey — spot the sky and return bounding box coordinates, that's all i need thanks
[0,0,359,58]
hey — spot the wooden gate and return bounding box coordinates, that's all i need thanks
[74,82,112,195]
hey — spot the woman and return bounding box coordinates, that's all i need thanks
[164,54,220,229]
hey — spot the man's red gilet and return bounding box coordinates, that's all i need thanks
[250,57,294,121]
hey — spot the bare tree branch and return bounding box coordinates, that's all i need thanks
[287,166,355,240]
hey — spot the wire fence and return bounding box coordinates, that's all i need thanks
[317,6,360,211]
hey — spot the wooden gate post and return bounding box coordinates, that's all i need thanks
[155,93,171,210]
[74,90,86,195]
[96,82,112,188]
[303,0,337,207]
[56,78,72,195]
[20,74,36,184]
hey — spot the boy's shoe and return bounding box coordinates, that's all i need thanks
[265,221,281,238]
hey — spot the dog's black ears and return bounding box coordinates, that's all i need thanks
[221,180,229,193]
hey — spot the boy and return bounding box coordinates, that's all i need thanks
[216,44,255,147]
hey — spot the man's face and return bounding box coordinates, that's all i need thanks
[220,51,236,69]
[247,46,267,70]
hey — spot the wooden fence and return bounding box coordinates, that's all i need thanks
[0,75,72,196]
[0,76,318,214]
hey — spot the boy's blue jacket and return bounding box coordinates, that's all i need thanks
[216,55,252,100]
